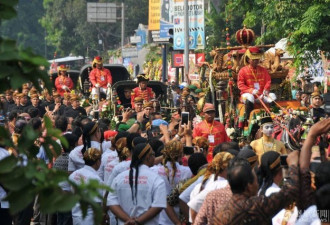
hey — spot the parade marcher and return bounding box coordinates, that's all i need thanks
[131,74,155,109]
[188,152,234,223]
[141,101,154,130]
[192,103,230,162]
[25,93,45,117]
[133,97,144,113]
[309,91,325,123]
[250,115,287,162]
[68,121,102,172]
[212,151,300,225]
[40,90,54,110]
[12,93,29,113]
[258,151,298,225]
[121,87,132,109]
[89,56,112,99]
[150,140,192,225]
[5,90,15,113]
[48,92,62,116]
[59,93,71,116]
[238,47,276,120]
[69,147,103,225]
[106,133,142,185]
[63,94,86,118]
[55,65,74,97]
[107,143,167,225]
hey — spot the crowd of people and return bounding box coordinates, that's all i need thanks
[0,51,329,225]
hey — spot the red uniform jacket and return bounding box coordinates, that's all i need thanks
[89,68,112,88]
[131,87,155,108]
[237,65,271,95]
[55,76,74,96]
[193,120,230,162]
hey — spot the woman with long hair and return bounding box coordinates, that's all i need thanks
[188,152,234,223]
[69,147,103,225]
[258,151,298,225]
[107,143,167,225]
[105,133,146,185]
[150,140,192,225]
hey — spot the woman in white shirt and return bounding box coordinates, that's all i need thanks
[108,143,167,225]
[258,151,298,225]
[69,147,103,225]
[188,152,234,223]
[68,121,102,172]
[151,140,192,225]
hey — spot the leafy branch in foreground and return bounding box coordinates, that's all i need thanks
[0,116,110,224]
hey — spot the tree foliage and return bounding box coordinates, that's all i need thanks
[224,0,330,70]
[41,0,149,59]
[0,0,54,58]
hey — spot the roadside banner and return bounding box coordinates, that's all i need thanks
[173,0,205,50]
[149,0,161,30]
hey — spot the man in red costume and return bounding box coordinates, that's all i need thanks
[55,65,74,96]
[193,103,230,162]
[89,56,112,98]
[131,74,155,109]
[238,47,276,119]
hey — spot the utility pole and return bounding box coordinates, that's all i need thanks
[184,0,189,83]
[121,2,125,50]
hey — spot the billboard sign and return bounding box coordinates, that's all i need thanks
[87,3,117,23]
[149,0,161,30]
[173,0,205,50]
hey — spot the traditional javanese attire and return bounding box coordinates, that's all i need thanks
[238,65,276,104]
[192,120,230,162]
[55,76,74,96]
[238,65,271,95]
[131,87,155,109]
[89,67,112,89]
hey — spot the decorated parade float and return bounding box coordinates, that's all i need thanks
[195,26,315,151]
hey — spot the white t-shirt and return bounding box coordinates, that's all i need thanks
[102,140,112,153]
[97,149,118,181]
[106,160,131,186]
[68,141,101,172]
[295,205,321,225]
[150,162,192,225]
[69,165,104,225]
[107,164,167,225]
[179,175,204,203]
[0,147,10,208]
[265,183,298,225]
[188,175,228,222]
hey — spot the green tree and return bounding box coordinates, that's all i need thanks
[0,0,55,58]
[42,0,149,59]
[225,0,330,70]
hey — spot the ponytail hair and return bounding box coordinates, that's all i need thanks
[129,143,153,204]
[81,122,98,155]
[161,141,183,184]
[258,151,281,196]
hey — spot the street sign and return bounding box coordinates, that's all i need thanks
[130,36,142,44]
[160,20,173,38]
[87,3,117,23]
[122,47,138,58]
[152,30,170,43]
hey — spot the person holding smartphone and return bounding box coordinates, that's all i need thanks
[192,103,230,162]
